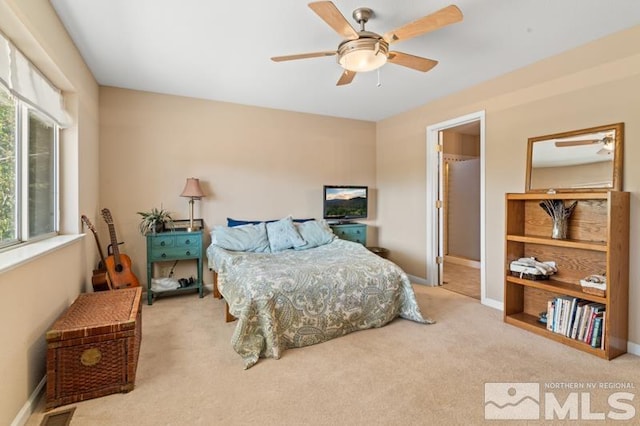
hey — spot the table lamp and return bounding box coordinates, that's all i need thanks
[180,177,205,232]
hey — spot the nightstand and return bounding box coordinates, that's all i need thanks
[329,223,367,245]
[146,230,203,305]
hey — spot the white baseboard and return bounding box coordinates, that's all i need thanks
[407,274,434,286]
[628,341,640,357]
[11,375,45,426]
[445,255,481,269]
[481,297,503,311]
[408,274,503,312]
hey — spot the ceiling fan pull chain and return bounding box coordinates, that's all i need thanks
[377,69,382,87]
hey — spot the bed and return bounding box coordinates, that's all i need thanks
[207,217,433,369]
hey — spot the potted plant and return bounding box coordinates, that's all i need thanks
[137,207,174,235]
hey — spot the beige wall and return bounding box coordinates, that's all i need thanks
[0,0,99,424]
[377,25,640,344]
[98,88,377,286]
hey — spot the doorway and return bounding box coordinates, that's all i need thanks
[426,111,486,302]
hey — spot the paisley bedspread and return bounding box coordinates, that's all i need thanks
[208,239,433,368]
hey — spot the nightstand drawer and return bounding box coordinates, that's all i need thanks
[149,247,199,261]
[176,234,200,248]
[151,235,176,248]
[150,234,201,250]
[329,223,367,245]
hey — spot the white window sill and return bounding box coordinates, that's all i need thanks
[0,234,84,275]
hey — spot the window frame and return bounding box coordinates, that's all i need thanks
[0,89,59,251]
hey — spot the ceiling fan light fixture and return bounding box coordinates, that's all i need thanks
[337,37,388,72]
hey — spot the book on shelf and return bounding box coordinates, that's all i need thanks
[585,306,605,344]
[546,299,555,332]
[565,298,579,337]
[570,301,590,339]
[577,303,601,342]
[591,312,604,348]
[544,297,605,349]
[553,296,574,335]
[600,311,606,350]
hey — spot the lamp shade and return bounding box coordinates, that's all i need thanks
[180,178,205,199]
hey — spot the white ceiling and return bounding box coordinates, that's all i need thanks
[50,0,640,122]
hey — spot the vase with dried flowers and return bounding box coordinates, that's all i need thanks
[539,199,577,239]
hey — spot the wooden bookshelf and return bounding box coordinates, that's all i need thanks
[504,192,629,360]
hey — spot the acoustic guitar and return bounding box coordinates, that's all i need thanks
[81,214,113,291]
[101,208,140,289]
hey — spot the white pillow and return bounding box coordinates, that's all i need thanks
[294,220,335,250]
[266,216,306,252]
[211,223,270,252]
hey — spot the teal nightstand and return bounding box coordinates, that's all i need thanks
[329,223,367,245]
[146,230,203,305]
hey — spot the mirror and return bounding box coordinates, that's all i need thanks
[526,123,623,192]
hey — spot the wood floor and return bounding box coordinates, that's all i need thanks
[442,260,480,299]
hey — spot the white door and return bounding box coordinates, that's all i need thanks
[437,130,445,285]
[426,111,486,301]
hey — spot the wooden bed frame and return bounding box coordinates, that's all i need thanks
[212,271,236,323]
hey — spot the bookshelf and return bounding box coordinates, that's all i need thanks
[504,191,629,359]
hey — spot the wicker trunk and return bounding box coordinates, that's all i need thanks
[46,287,142,409]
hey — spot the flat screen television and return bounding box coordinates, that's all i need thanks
[323,185,368,222]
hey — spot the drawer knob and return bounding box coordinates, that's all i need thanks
[186,251,191,256]
[160,241,165,246]
[185,240,191,245]
[161,253,166,258]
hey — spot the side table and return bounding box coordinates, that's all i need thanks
[329,222,367,245]
[146,230,203,305]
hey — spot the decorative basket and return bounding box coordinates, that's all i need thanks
[581,286,606,297]
[510,270,549,281]
[579,278,606,297]
[46,288,142,409]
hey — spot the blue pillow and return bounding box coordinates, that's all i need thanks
[227,218,261,227]
[265,216,307,252]
[211,223,270,252]
[294,220,335,250]
[227,217,315,227]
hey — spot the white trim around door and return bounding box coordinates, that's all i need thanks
[426,111,488,305]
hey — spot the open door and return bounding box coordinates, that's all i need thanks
[436,129,445,285]
[426,111,486,301]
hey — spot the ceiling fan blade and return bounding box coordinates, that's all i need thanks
[308,1,359,40]
[554,139,599,147]
[336,69,356,86]
[271,51,336,62]
[384,5,463,44]
[388,52,438,72]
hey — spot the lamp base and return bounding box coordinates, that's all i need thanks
[186,198,200,232]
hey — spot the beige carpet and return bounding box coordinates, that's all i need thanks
[27,286,640,425]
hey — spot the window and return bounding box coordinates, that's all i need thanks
[0,87,16,243]
[1,29,67,251]
[0,85,58,249]
[28,109,57,238]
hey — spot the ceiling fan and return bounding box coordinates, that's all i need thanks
[271,1,463,86]
[554,134,615,155]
